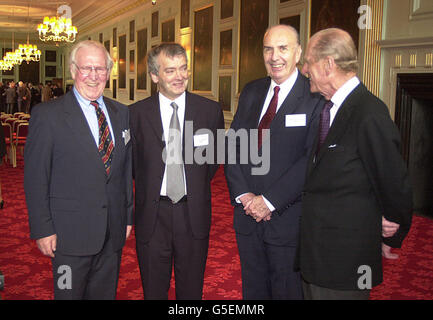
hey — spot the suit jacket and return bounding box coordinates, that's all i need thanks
[224,73,323,246]
[299,83,413,290]
[25,91,133,256]
[130,91,225,243]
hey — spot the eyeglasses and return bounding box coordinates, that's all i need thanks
[73,63,108,76]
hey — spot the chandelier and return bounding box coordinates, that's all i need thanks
[37,5,78,43]
[3,49,23,66]
[0,59,14,71]
[18,43,41,63]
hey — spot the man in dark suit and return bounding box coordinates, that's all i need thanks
[224,25,323,299]
[299,28,413,300]
[130,43,224,299]
[24,40,133,300]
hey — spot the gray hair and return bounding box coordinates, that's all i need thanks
[69,40,113,71]
[147,43,188,75]
[309,28,359,73]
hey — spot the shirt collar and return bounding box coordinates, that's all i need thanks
[270,68,299,92]
[73,86,104,107]
[331,76,360,108]
[159,91,186,110]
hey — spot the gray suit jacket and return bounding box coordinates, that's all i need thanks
[25,91,133,256]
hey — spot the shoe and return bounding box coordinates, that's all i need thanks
[0,200,4,209]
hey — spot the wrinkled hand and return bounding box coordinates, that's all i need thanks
[36,234,57,258]
[382,243,399,260]
[239,193,256,216]
[245,196,272,223]
[382,216,400,238]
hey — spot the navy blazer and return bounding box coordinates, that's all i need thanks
[25,91,133,256]
[225,73,323,246]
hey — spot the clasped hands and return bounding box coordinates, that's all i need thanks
[239,193,272,223]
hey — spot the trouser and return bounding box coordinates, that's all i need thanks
[302,279,371,300]
[52,231,122,300]
[236,224,303,300]
[6,103,14,114]
[136,197,209,300]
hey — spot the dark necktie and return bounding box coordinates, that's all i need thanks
[90,100,114,175]
[317,101,334,153]
[166,102,185,203]
[258,86,280,149]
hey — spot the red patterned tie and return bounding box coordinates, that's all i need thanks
[90,100,114,175]
[258,86,280,149]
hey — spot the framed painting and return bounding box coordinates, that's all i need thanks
[130,20,135,42]
[181,0,190,28]
[221,0,234,19]
[218,76,232,112]
[45,65,56,78]
[193,6,213,91]
[280,15,301,34]
[219,29,232,66]
[137,28,147,90]
[310,0,360,48]
[162,19,175,42]
[152,11,159,37]
[130,50,135,73]
[239,0,269,93]
[118,34,126,89]
[45,50,57,62]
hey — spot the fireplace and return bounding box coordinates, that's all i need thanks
[395,73,433,217]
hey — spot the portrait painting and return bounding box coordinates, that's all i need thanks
[162,19,175,42]
[181,0,190,28]
[310,0,360,48]
[219,29,232,66]
[238,0,269,93]
[193,6,213,91]
[137,28,147,90]
[218,76,232,112]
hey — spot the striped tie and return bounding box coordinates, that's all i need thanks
[316,101,334,154]
[91,100,114,175]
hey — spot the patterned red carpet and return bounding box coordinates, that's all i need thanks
[0,155,432,300]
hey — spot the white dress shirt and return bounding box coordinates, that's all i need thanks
[159,91,187,196]
[73,86,115,147]
[236,69,299,212]
[329,76,360,126]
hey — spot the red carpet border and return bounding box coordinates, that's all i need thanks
[0,155,432,300]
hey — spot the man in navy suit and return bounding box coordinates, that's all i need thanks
[224,25,323,299]
[25,40,133,300]
[299,28,412,300]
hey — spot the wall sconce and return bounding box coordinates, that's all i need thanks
[152,0,156,5]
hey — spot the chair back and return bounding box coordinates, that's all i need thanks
[15,122,29,146]
[2,123,13,143]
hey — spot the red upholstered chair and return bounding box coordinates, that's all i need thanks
[13,122,29,167]
[2,122,15,166]
[1,114,13,123]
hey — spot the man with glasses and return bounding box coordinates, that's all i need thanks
[24,40,133,300]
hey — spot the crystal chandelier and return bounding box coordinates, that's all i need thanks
[18,43,41,63]
[0,59,14,71]
[37,10,78,43]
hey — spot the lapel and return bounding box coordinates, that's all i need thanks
[309,83,364,172]
[270,72,305,133]
[145,94,165,148]
[252,78,272,129]
[63,91,106,175]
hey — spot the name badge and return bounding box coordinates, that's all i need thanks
[285,114,306,127]
[194,134,209,147]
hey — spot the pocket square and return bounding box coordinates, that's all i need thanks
[328,144,338,149]
[122,129,131,145]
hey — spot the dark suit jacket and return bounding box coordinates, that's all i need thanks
[225,73,323,246]
[25,91,133,256]
[299,82,413,290]
[130,91,225,243]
